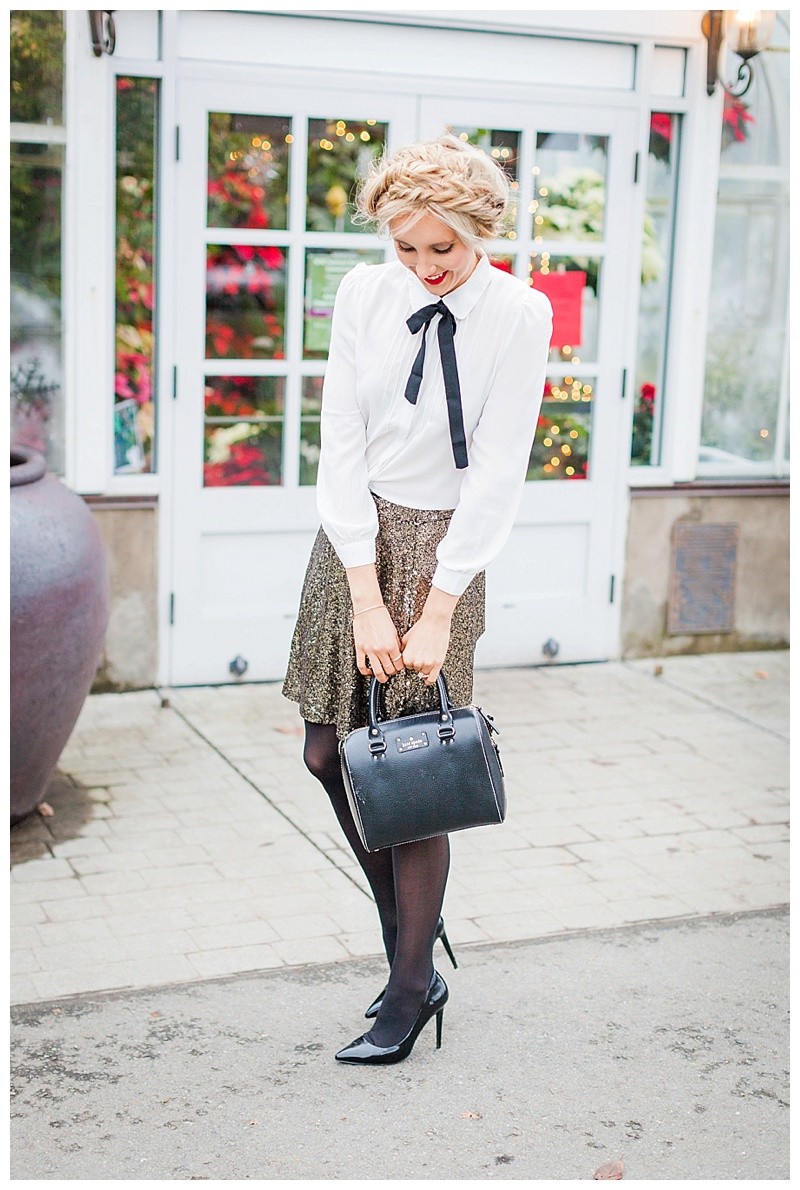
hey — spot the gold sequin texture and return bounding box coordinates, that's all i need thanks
[282,493,486,740]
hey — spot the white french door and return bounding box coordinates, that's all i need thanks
[418,97,640,667]
[167,77,639,684]
[169,79,415,684]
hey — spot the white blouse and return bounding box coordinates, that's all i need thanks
[315,252,553,597]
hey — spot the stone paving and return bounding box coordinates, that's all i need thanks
[10,651,789,1006]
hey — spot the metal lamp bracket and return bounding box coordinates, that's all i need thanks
[88,11,116,57]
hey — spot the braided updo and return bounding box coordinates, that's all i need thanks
[353,133,512,254]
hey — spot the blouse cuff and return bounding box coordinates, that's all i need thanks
[334,537,377,570]
[431,562,476,598]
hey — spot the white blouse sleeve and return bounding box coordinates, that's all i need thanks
[432,292,554,597]
[315,262,379,569]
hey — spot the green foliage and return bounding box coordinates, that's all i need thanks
[10,10,64,124]
[702,323,776,461]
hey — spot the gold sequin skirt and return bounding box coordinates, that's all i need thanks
[282,492,486,741]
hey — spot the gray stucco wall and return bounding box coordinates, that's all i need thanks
[620,487,789,658]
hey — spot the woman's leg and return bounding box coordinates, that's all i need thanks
[303,721,398,964]
[366,833,451,1048]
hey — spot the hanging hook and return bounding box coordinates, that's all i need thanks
[88,11,116,57]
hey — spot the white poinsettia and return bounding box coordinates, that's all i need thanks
[207,423,255,464]
[538,165,664,283]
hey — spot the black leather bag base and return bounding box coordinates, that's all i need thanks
[339,673,506,853]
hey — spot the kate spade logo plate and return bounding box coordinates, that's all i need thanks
[395,731,429,754]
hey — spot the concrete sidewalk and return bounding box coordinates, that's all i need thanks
[10,910,789,1180]
[11,651,789,1006]
[10,651,790,1180]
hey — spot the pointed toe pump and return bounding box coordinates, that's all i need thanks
[364,917,456,1019]
[336,973,448,1066]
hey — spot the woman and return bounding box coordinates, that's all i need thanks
[282,134,552,1065]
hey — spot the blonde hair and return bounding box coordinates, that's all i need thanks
[353,133,511,254]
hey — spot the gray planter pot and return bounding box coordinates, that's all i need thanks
[10,447,110,824]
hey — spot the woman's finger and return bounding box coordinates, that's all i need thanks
[370,654,390,684]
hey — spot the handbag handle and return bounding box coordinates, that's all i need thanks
[367,672,455,755]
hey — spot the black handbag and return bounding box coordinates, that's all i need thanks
[339,671,506,852]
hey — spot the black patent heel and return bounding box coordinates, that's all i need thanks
[365,917,456,1019]
[336,973,449,1066]
[437,921,458,970]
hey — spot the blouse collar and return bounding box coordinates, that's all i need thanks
[405,252,492,320]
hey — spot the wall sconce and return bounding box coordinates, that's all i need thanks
[701,10,776,96]
[88,10,116,57]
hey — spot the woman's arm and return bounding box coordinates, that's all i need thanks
[346,562,405,684]
[316,264,380,570]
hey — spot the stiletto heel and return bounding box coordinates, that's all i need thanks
[336,973,449,1065]
[365,917,456,1018]
[438,921,458,970]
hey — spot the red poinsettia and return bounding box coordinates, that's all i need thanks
[722,92,756,145]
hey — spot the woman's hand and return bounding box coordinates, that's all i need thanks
[401,587,459,686]
[352,606,405,684]
[346,563,404,684]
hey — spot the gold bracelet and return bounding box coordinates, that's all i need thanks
[352,603,385,618]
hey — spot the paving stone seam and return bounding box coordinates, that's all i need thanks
[620,661,789,743]
[10,903,788,1016]
[157,686,373,903]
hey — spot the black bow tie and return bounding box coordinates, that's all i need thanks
[404,299,468,470]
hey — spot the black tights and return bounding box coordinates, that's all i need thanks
[303,720,450,1047]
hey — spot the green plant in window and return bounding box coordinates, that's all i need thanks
[307,119,385,232]
[537,166,663,287]
[10,10,64,125]
[527,405,590,481]
[630,382,656,466]
[115,77,158,472]
[207,114,290,230]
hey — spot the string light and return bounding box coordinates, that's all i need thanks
[566,466,575,476]
[285,133,293,143]
[360,131,371,141]
[543,437,552,447]
[319,139,334,150]
[760,428,770,437]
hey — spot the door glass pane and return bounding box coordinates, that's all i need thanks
[631,112,681,467]
[207,113,291,230]
[203,376,285,487]
[299,376,323,486]
[205,244,287,359]
[527,375,595,481]
[304,247,383,359]
[10,141,64,474]
[443,126,521,238]
[531,254,601,365]
[114,77,159,475]
[10,10,64,125]
[532,132,608,243]
[306,116,387,232]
